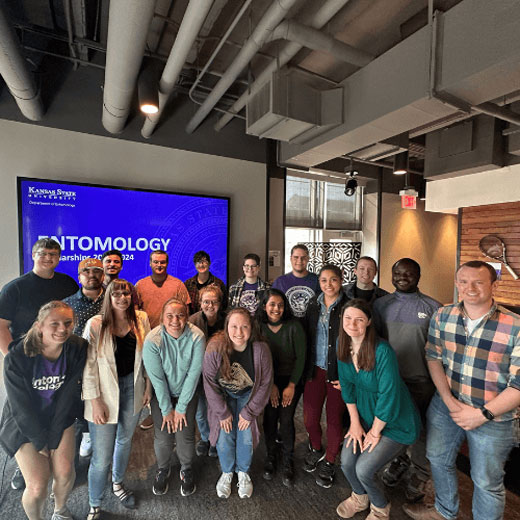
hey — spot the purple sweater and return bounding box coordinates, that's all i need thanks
[203,340,273,448]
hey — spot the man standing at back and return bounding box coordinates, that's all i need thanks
[404,261,520,520]
[228,253,270,315]
[0,238,78,355]
[184,250,227,313]
[273,244,320,318]
[343,256,387,305]
[101,249,123,287]
[135,250,191,328]
[0,237,78,489]
[373,258,441,503]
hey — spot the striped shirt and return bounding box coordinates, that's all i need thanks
[425,302,520,422]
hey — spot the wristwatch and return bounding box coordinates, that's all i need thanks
[480,406,495,421]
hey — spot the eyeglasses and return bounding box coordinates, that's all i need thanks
[202,299,219,306]
[196,260,209,266]
[35,251,59,259]
[112,291,131,298]
[243,264,258,269]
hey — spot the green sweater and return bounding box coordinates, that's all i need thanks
[143,323,205,415]
[260,319,306,385]
[338,340,420,445]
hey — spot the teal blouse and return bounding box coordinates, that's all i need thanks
[338,340,420,445]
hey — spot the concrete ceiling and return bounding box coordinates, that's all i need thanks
[1,0,520,182]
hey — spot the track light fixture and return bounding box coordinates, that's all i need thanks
[138,59,160,115]
[344,157,359,197]
[393,151,408,175]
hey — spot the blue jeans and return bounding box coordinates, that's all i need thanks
[426,393,516,520]
[88,373,141,507]
[216,389,253,473]
[196,390,210,443]
[340,433,405,508]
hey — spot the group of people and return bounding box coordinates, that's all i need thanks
[0,238,518,520]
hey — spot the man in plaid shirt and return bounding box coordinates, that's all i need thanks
[404,261,520,520]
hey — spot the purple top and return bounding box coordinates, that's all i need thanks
[32,351,67,412]
[203,339,273,448]
[272,272,320,318]
[239,282,260,314]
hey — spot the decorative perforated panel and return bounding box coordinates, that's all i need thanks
[304,242,361,284]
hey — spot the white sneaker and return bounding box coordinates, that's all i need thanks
[216,472,233,499]
[79,433,92,457]
[237,471,253,498]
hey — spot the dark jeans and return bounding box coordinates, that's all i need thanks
[263,375,302,458]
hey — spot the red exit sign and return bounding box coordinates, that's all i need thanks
[401,194,417,209]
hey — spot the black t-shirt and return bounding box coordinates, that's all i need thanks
[219,341,255,395]
[354,286,375,302]
[0,271,79,341]
[114,332,136,378]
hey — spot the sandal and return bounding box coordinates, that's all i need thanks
[86,506,101,520]
[112,482,136,509]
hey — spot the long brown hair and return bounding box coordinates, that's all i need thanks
[99,279,142,348]
[206,307,259,380]
[23,301,74,357]
[337,299,376,371]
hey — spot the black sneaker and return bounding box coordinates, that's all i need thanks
[208,445,218,458]
[263,455,276,481]
[152,466,171,495]
[180,468,196,497]
[281,456,294,488]
[302,444,324,473]
[405,473,427,503]
[11,468,25,490]
[315,460,335,488]
[381,454,410,487]
[196,440,209,457]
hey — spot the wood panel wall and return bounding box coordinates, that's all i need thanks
[460,202,520,306]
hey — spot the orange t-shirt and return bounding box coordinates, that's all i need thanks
[135,275,191,328]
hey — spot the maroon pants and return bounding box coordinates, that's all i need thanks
[303,367,346,463]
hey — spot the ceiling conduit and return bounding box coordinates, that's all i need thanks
[0,6,44,121]
[141,0,215,139]
[184,0,302,134]
[102,0,157,134]
[266,19,373,67]
[214,0,352,132]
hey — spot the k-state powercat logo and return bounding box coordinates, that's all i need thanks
[27,185,76,200]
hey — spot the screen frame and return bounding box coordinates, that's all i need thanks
[17,176,231,284]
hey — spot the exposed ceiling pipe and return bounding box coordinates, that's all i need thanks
[214,0,352,132]
[0,6,44,121]
[266,20,373,67]
[188,0,253,111]
[141,0,216,139]
[185,0,302,134]
[102,0,157,135]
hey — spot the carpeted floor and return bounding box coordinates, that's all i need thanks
[1,405,519,519]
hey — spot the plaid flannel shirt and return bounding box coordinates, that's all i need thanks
[184,273,227,312]
[425,301,520,421]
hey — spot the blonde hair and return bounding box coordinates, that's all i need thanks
[23,301,74,357]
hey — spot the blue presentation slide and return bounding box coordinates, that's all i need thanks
[18,178,229,284]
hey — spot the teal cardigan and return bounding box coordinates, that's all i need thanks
[338,340,420,445]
